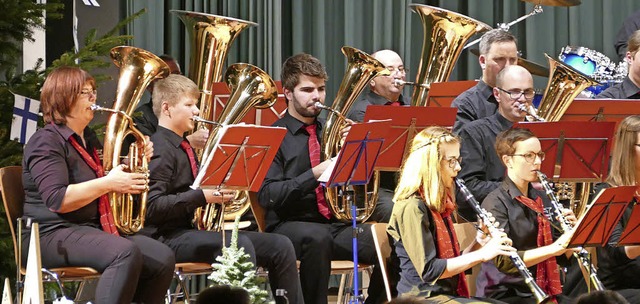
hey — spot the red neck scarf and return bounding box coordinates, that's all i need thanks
[515,195,562,299]
[426,193,470,298]
[68,135,120,236]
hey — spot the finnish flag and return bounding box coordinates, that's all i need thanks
[11,94,41,144]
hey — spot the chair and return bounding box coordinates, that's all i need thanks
[167,262,213,304]
[371,223,392,302]
[0,166,100,302]
[249,191,373,303]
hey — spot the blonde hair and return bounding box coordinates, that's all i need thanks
[152,74,199,116]
[393,126,460,213]
[607,115,640,187]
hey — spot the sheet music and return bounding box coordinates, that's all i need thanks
[318,157,338,184]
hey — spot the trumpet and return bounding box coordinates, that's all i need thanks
[392,79,429,88]
[536,171,605,292]
[455,178,551,304]
[516,103,546,122]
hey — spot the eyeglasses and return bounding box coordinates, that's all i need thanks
[80,89,97,97]
[496,87,536,100]
[385,66,407,75]
[511,151,545,164]
[443,157,462,169]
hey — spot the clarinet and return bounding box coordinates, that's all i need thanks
[535,171,605,292]
[455,179,550,303]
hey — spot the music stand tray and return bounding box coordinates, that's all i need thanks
[425,80,478,107]
[567,186,636,248]
[192,124,286,192]
[514,121,616,182]
[363,105,456,171]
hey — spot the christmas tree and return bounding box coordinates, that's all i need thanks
[208,216,271,304]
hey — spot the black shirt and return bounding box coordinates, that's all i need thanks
[346,89,409,122]
[22,123,103,233]
[451,80,497,134]
[476,177,559,299]
[258,112,331,230]
[144,126,206,236]
[456,111,513,220]
[596,77,640,99]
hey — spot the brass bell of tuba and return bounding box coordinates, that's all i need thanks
[409,4,491,107]
[192,63,278,231]
[101,46,170,235]
[320,46,389,222]
[535,54,600,219]
[172,10,257,154]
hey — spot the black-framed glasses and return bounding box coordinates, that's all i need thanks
[443,157,462,169]
[511,151,545,164]
[80,89,97,97]
[496,87,536,100]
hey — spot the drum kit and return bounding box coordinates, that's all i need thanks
[467,0,627,98]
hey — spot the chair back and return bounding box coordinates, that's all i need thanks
[0,166,24,266]
[371,223,392,302]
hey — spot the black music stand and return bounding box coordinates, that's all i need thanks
[568,186,637,248]
[514,121,616,182]
[320,120,390,304]
[363,106,457,171]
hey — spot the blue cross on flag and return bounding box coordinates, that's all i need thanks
[11,94,41,144]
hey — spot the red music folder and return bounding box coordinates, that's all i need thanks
[425,80,478,107]
[192,124,286,192]
[560,98,640,132]
[514,121,616,182]
[320,120,391,187]
[363,106,456,171]
[567,186,637,248]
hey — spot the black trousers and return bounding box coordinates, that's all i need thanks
[23,225,175,304]
[273,221,385,304]
[157,228,303,304]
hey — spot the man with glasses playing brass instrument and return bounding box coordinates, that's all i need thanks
[456,65,534,220]
[452,29,518,134]
[258,53,386,304]
[142,74,303,304]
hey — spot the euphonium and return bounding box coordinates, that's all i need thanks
[536,171,605,292]
[172,10,257,155]
[192,63,278,231]
[456,179,550,303]
[320,46,389,222]
[409,4,491,106]
[101,46,170,234]
[534,54,600,218]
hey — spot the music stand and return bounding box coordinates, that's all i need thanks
[514,121,616,182]
[567,186,637,248]
[192,124,286,192]
[319,120,390,304]
[616,195,640,246]
[425,80,478,107]
[560,98,640,134]
[363,106,457,171]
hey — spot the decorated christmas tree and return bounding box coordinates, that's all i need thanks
[208,216,271,304]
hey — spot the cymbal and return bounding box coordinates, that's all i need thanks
[468,49,549,77]
[521,0,581,7]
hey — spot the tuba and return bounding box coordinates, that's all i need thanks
[172,10,257,158]
[192,63,278,231]
[534,54,600,218]
[321,47,389,222]
[409,4,491,107]
[101,46,170,235]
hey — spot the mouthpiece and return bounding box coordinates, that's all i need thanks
[393,79,429,88]
[517,103,545,122]
[314,102,347,121]
[90,104,134,124]
[191,116,220,126]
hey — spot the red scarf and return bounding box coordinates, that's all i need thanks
[68,136,120,236]
[515,195,562,299]
[427,194,470,298]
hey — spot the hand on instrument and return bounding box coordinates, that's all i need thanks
[552,229,579,255]
[478,231,515,262]
[106,164,149,194]
[204,189,236,205]
[143,135,154,162]
[187,128,210,150]
[560,208,578,226]
[475,214,504,246]
[339,119,355,146]
[312,159,333,179]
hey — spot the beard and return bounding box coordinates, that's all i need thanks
[292,99,321,118]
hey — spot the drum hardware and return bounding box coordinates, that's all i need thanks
[464,5,543,50]
[558,46,625,97]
